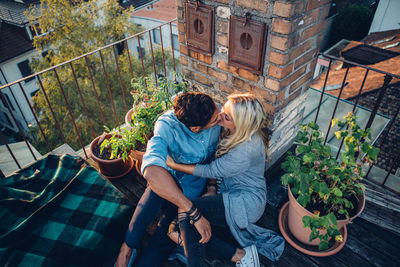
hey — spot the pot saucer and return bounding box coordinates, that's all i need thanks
[103,156,135,179]
[278,201,347,257]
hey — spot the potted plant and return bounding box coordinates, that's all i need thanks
[125,75,189,167]
[89,126,136,178]
[280,112,379,252]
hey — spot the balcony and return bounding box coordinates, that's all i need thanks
[1,20,400,266]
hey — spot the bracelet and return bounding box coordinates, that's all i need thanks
[177,204,202,224]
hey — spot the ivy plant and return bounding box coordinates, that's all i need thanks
[281,112,379,250]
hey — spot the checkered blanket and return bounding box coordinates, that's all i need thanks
[0,154,134,266]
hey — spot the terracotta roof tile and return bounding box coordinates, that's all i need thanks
[132,0,177,23]
[312,32,400,99]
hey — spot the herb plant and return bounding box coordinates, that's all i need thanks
[281,112,379,250]
[99,126,136,162]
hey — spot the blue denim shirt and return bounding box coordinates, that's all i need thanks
[141,110,221,200]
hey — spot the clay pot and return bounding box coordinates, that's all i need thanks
[124,108,134,130]
[287,185,365,246]
[89,134,134,178]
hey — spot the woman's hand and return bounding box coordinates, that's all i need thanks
[166,155,176,168]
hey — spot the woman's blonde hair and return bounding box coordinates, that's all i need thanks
[215,93,267,157]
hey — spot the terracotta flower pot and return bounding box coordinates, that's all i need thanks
[89,134,134,178]
[287,185,365,246]
[125,108,134,130]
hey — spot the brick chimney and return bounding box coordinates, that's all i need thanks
[176,0,331,168]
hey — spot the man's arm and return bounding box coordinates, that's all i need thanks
[144,165,212,243]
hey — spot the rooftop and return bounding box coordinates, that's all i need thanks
[132,0,177,23]
[0,21,34,63]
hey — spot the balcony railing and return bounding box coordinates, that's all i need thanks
[1,20,399,195]
[308,53,400,193]
[0,19,179,176]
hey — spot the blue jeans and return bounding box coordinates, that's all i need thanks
[124,186,177,266]
[179,195,237,267]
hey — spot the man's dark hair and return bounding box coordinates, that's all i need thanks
[174,92,216,128]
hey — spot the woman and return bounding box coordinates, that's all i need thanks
[166,93,285,267]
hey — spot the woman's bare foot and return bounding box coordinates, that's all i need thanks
[115,242,133,267]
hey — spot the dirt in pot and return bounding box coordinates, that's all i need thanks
[92,143,122,160]
[305,193,360,220]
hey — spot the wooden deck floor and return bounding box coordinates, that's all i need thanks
[101,160,400,267]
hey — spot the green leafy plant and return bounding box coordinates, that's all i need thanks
[281,112,379,250]
[99,126,136,162]
[129,74,189,146]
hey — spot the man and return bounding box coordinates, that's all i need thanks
[115,92,220,266]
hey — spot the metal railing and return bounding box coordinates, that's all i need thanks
[315,53,400,192]
[0,19,179,176]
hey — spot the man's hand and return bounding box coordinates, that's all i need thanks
[166,155,176,169]
[194,216,212,243]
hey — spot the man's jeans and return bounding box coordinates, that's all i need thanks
[124,186,177,266]
[179,194,238,267]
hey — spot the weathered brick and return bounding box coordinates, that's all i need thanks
[180,44,188,55]
[289,71,313,93]
[272,18,293,35]
[306,0,330,11]
[217,34,229,47]
[300,20,326,42]
[217,20,229,34]
[281,65,307,88]
[270,35,290,51]
[320,4,331,20]
[190,51,213,64]
[178,33,185,43]
[184,69,214,87]
[237,68,259,82]
[178,21,185,33]
[262,101,275,115]
[217,60,238,74]
[216,6,231,19]
[208,68,228,82]
[294,48,317,69]
[277,88,287,102]
[177,7,184,20]
[215,0,230,4]
[288,39,313,61]
[264,78,281,92]
[219,83,235,95]
[303,8,320,27]
[268,63,294,79]
[192,61,208,74]
[269,50,289,65]
[176,0,184,8]
[235,0,268,13]
[273,1,304,18]
[180,55,188,66]
[250,86,279,104]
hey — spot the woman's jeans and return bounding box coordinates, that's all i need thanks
[124,186,177,266]
[179,194,238,267]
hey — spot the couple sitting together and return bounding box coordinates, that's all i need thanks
[115,92,285,267]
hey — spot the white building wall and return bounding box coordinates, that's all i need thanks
[128,16,180,78]
[369,0,400,34]
[0,49,40,132]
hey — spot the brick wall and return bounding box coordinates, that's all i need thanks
[176,0,331,167]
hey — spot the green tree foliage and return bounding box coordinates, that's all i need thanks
[25,0,177,153]
[331,1,374,44]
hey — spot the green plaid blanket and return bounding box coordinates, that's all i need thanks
[0,154,134,266]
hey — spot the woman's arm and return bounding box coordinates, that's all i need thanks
[166,155,195,174]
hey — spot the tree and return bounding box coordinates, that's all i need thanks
[25,0,177,154]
